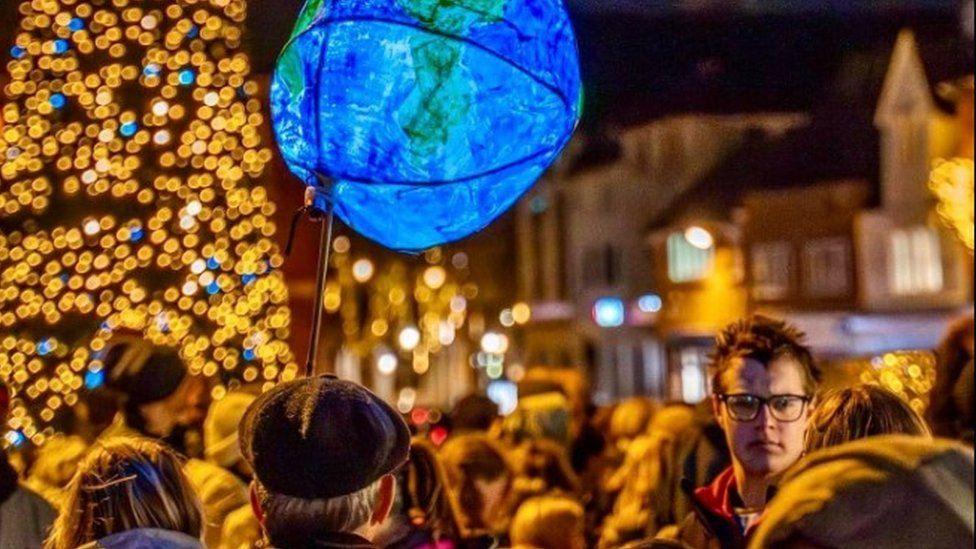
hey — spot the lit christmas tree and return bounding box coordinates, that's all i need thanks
[0,0,296,447]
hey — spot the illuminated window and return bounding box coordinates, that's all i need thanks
[889,226,944,295]
[667,232,714,283]
[802,237,851,297]
[751,241,792,300]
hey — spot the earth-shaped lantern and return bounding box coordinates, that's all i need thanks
[271,0,582,252]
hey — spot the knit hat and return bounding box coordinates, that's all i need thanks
[204,392,256,468]
[240,375,410,499]
[102,336,187,406]
[749,435,974,549]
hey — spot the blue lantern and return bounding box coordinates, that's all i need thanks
[271,0,581,251]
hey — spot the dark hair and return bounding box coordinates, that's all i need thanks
[383,438,463,543]
[927,315,975,439]
[805,385,931,452]
[46,437,202,549]
[439,434,512,534]
[710,315,819,395]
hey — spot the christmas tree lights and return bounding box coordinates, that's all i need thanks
[1,0,296,447]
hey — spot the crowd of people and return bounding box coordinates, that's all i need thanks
[0,314,973,549]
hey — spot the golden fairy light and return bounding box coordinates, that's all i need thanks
[1,0,296,447]
[851,350,937,415]
[929,157,974,252]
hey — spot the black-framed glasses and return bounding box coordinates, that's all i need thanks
[717,393,811,423]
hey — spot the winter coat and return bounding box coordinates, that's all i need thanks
[0,451,56,548]
[76,528,204,549]
[266,531,380,548]
[667,467,760,549]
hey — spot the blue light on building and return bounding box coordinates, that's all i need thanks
[593,297,625,328]
[637,294,663,313]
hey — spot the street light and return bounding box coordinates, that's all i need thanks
[398,326,420,351]
[480,331,509,354]
[684,226,714,250]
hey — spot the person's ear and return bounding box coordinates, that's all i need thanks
[249,482,265,526]
[371,474,397,526]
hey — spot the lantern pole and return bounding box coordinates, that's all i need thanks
[304,183,335,377]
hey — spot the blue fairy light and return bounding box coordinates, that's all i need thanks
[271,0,581,251]
[243,348,256,361]
[5,431,26,448]
[187,25,199,38]
[143,63,161,77]
[36,338,55,356]
[10,46,25,59]
[84,369,105,390]
[206,257,220,270]
[206,282,221,295]
[120,121,138,137]
[53,39,69,54]
[242,273,256,285]
[50,93,66,109]
[129,226,144,242]
[178,69,195,86]
[68,18,85,31]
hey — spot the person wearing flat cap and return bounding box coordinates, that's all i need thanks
[239,374,411,549]
[98,335,205,446]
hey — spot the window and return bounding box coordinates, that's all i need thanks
[667,232,714,282]
[888,226,943,295]
[582,244,622,289]
[802,237,851,297]
[751,241,792,300]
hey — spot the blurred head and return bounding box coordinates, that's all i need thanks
[450,394,500,433]
[376,438,462,545]
[439,434,513,534]
[805,385,931,453]
[102,337,198,438]
[46,437,202,549]
[929,315,976,439]
[203,391,256,470]
[609,397,657,447]
[710,315,819,479]
[510,496,585,549]
[498,392,571,446]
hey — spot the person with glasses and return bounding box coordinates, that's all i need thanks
[666,315,820,549]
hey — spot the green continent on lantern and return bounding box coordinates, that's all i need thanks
[398,0,508,34]
[400,36,471,159]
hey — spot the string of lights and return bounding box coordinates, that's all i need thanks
[0,0,296,448]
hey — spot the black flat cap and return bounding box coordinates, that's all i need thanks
[240,375,410,499]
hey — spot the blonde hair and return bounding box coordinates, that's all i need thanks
[510,496,584,549]
[805,384,931,453]
[45,437,202,549]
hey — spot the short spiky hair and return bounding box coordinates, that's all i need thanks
[710,315,820,395]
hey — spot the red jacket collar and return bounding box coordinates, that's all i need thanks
[693,466,739,522]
